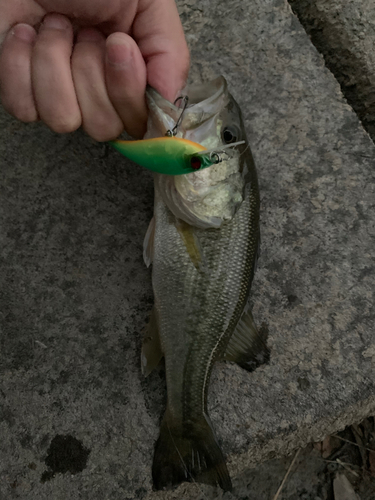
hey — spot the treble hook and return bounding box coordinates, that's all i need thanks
[165,96,189,137]
[195,140,246,164]
[209,152,223,164]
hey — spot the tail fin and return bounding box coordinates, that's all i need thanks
[152,413,232,492]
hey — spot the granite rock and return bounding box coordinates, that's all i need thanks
[1,0,375,499]
[289,0,375,141]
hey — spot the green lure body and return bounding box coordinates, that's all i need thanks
[109,137,215,175]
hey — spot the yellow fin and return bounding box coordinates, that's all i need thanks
[224,303,269,371]
[175,219,206,271]
[141,307,163,376]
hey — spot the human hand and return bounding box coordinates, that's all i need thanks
[0,0,190,140]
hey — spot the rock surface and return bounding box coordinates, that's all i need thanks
[289,0,375,141]
[1,0,375,499]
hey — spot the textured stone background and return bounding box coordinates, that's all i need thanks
[1,0,375,499]
[289,0,375,141]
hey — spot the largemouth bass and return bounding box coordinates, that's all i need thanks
[141,76,269,491]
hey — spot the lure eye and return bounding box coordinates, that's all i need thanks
[190,156,202,170]
[222,126,239,144]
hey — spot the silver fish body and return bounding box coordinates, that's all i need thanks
[142,77,268,491]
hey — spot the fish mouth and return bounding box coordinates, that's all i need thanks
[145,76,244,229]
[179,76,228,108]
[145,77,230,135]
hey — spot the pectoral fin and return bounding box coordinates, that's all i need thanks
[224,304,269,371]
[141,306,163,376]
[175,219,206,271]
[143,216,156,268]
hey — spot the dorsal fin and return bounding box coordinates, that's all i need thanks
[224,303,269,371]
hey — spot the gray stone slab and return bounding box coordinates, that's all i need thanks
[1,0,375,499]
[289,0,375,140]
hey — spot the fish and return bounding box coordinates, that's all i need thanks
[140,76,269,491]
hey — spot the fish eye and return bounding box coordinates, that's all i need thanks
[222,126,239,144]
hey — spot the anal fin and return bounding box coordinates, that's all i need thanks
[141,306,163,376]
[224,303,269,371]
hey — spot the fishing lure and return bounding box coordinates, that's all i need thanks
[110,137,246,176]
[109,136,217,175]
[109,94,245,175]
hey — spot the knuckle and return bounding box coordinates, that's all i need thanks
[48,113,82,134]
[13,106,38,123]
[34,32,72,61]
[84,117,123,142]
[177,45,190,75]
[72,53,97,76]
[33,41,56,63]
[0,96,37,123]
[107,87,126,103]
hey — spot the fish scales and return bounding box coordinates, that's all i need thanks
[153,177,259,422]
[141,77,268,491]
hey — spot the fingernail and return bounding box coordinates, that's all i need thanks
[106,39,133,68]
[43,14,70,30]
[12,24,36,43]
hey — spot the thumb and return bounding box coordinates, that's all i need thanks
[133,0,190,101]
[105,33,148,139]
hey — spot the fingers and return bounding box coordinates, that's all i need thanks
[32,14,81,133]
[105,33,148,139]
[1,20,148,140]
[0,24,38,122]
[0,0,189,141]
[0,14,82,133]
[72,28,123,141]
[72,30,147,140]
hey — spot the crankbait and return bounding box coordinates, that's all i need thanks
[110,136,247,176]
[109,136,217,175]
[109,94,245,175]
